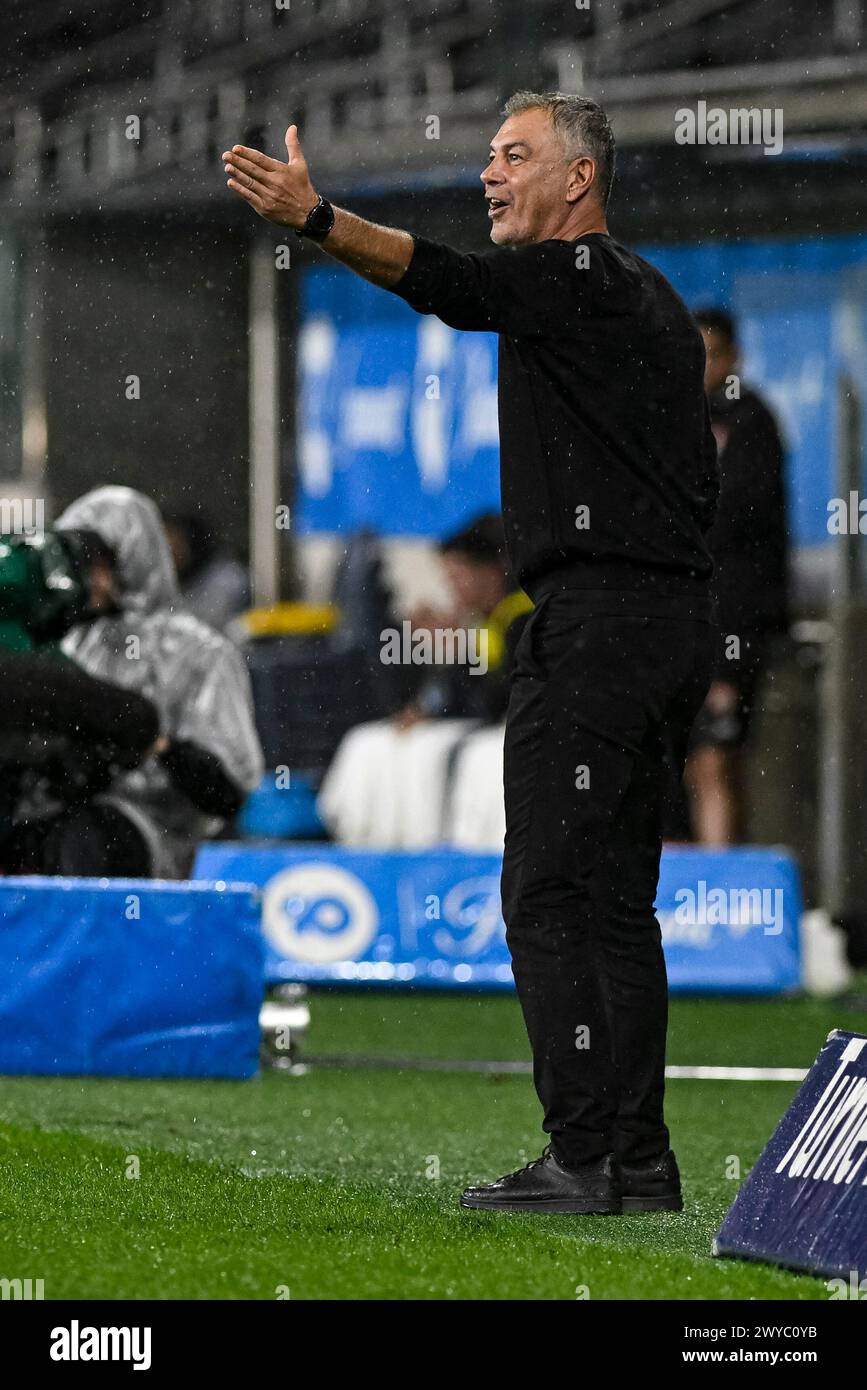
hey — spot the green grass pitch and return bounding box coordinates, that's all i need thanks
[1,992,865,1300]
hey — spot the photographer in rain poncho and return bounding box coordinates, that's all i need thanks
[55,487,264,878]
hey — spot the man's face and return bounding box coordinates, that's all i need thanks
[701,326,738,395]
[442,553,506,616]
[165,522,192,580]
[481,108,574,246]
[87,557,117,612]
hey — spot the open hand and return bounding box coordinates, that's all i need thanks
[223,125,319,229]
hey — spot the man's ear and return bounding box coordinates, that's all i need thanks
[565,154,595,205]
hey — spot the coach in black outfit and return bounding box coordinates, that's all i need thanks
[224,90,719,1215]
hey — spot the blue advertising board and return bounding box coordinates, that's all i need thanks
[296,232,867,546]
[657,846,801,993]
[714,1030,867,1283]
[193,843,801,994]
[296,273,500,536]
[0,877,263,1078]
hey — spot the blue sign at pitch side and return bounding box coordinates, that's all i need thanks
[192,844,801,993]
[714,1031,867,1283]
[194,847,513,989]
[657,846,801,993]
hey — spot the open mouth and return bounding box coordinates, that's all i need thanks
[487,197,510,218]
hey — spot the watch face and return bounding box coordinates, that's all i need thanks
[307,199,334,239]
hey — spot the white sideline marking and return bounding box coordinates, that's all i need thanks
[305,1054,808,1081]
[665,1065,807,1081]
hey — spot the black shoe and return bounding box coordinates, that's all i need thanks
[460,1147,622,1214]
[619,1149,683,1212]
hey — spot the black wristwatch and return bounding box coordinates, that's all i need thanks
[295,195,335,243]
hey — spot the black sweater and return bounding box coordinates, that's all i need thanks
[393,232,719,616]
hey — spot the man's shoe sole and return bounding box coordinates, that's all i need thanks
[621,1193,683,1212]
[460,1195,622,1214]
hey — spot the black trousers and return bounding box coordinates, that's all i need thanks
[501,592,714,1168]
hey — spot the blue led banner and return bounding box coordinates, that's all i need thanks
[193,843,801,993]
[296,272,500,536]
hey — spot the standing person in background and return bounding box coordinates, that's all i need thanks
[684,308,789,846]
[164,513,250,633]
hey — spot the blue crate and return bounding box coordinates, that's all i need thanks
[0,876,263,1078]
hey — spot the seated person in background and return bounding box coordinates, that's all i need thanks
[53,486,264,878]
[398,513,532,726]
[0,527,161,874]
[164,512,250,633]
[319,513,532,848]
[683,308,788,846]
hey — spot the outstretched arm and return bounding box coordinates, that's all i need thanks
[224,125,589,334]
[223,126,414,288]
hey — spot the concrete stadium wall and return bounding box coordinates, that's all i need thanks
[40,215,256,559]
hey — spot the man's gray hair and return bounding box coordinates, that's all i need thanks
[502,91,616,209]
